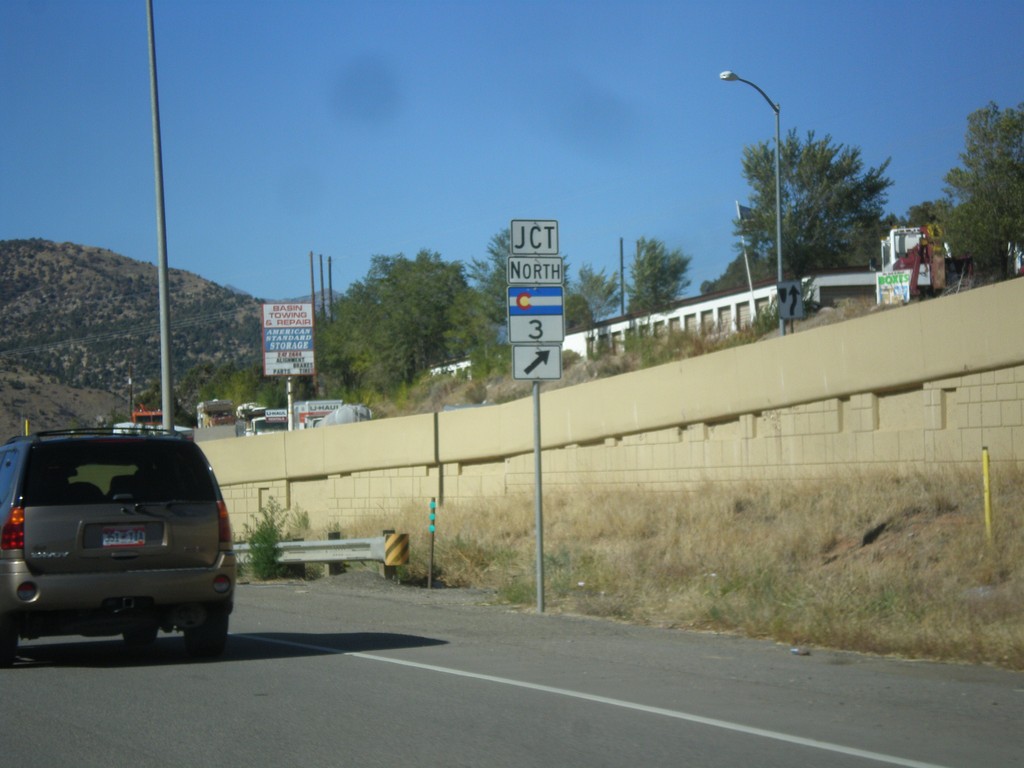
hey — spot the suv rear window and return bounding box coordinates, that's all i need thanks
[24,439,217,506]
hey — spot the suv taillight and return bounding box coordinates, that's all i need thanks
[217,500,232,545]
[2,506,25,550]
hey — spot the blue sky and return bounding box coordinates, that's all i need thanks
[2,0,1022,302]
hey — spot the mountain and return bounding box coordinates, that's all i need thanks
[0,239,264,436]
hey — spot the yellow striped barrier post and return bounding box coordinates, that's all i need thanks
[383,531,410,582]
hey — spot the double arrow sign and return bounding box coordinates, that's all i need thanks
[508,220,563,381]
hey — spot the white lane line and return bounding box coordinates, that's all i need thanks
[238,634,953,768]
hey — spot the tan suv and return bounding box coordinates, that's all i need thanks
[0,430,236,666]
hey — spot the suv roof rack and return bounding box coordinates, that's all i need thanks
[4,428,189,445]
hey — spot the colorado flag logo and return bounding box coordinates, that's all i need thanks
[508,286,563,315]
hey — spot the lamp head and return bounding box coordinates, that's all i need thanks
[720,71,738,81]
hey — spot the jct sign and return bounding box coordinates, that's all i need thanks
[262,302,315,377]
[509,220,558,256]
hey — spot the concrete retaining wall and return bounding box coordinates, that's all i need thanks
[201,280,1024,533]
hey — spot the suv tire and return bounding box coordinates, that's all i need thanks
[184,604,229,659]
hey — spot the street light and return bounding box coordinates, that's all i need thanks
[720,70,785,336]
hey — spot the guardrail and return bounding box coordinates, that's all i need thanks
[234,533,409,567]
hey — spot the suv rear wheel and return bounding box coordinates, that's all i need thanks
[183,604,229,658]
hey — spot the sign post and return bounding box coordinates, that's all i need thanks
[507,219,563,613]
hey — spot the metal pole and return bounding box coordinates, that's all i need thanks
[982,447,992,544]
[319,253,326,320]
[619,237,625,316]
[533,381,544,613]
[720,71,784,336]
[146,0,173,429]
[773,105,784,337]
[286,376,294,431]
[309,251,315,310]
[428,497,437,589]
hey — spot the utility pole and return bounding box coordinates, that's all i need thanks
[619,237,625,316]
[327,256,334,321]
[319,253,326,320]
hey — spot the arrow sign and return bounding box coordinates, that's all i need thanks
[512,345,561,380]
[777,280,805,320]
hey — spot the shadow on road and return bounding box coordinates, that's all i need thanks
[7,631,446,669]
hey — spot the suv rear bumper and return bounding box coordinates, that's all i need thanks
[0,551,236,614]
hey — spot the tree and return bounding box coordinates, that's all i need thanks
[902,199,952,231]
[944,102,1024,279]
[737,129,892,279]
[628,237,691,314]
[320,250,468,393]
[467,230,512,330]
[569,264,621,327]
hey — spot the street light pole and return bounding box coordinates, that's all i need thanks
[720,70,785,336]
[147,0,174,425]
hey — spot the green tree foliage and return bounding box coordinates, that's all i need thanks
[628,237,691,314]
[320,250,469,394]
[569,264,621,327]
[452,229,514,378]
[176,362,292,416]
[944,102,1024,279]
[736,129,892,280]
[902,200,952,231]
[468,230,512,329]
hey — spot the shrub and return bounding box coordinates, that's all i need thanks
[243,498,290,580]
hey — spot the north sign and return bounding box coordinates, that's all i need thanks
[507,255,564,286]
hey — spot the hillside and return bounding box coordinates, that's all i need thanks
[0,239,263,435]
[0,365,123,438]
[0,238,904,438]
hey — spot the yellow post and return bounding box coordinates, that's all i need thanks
[982,446,992,544]
[23,419,29,436]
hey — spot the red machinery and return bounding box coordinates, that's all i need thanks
[877,226,974,302]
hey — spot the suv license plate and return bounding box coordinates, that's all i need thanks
[101,525,147,548]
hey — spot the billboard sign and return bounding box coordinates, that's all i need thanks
[262,303,315,376]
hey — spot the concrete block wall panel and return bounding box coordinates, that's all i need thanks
[209,281,1024,531]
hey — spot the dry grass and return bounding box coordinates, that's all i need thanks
[327,300,1024,667]
[340,466,1024,670]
